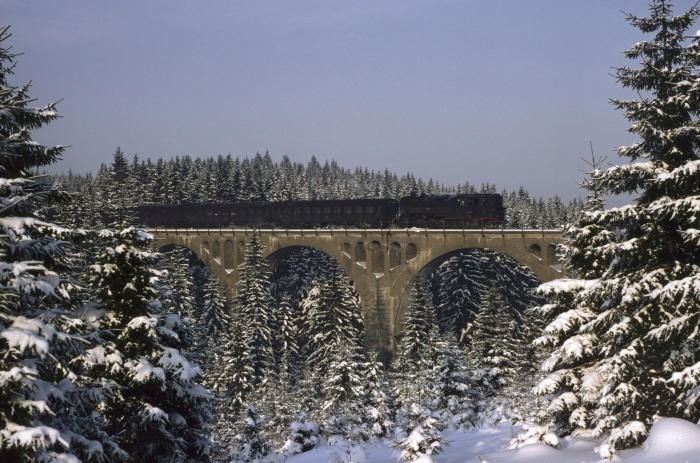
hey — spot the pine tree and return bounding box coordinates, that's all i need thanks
[430,332,480,430]
[392,281,440,415]
[198,273,229,391]
[282,412,322,457]
[428,250,544,345]
[231,405,272,463]
[104,147,137,226]
[255,368,294,451]
[468,284,522,393]
[578,144,608,214]
[300,260,365,379]
[533,0,700,456]
[362,356,393,440]
[160,245,197,353]
[276,295,299,386]
[391,403,445,463]
[83,150,212,461]
[396,281,439,371]
[295,260,367,436]
[234,230,276,385]
[0,27,110,462]
[430,251,487,338]
[290,366,322,425]
[211,305,254,455]
[467,284,537,426]
[320,339,366,424]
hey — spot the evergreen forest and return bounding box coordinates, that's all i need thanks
[50,149,582,232]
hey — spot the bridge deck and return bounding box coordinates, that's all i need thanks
[150,227,563,234]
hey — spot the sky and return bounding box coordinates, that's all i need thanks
[5,0,698,204]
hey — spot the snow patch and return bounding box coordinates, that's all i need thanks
[629,418,700,463]
[283,419,700,463]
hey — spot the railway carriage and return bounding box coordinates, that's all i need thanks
[274,198,398,228]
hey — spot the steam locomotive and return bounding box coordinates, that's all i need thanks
[135,194,506,229]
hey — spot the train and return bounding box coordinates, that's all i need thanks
[134,193,506,229]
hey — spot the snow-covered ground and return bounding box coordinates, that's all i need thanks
[285,418,700,463]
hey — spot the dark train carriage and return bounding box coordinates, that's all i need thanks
[398,193,505,228]
[136,202,276,228]
[136,198,399,228]
[190,202,275,227]
[135,203,185,227]
[274,198,398,228]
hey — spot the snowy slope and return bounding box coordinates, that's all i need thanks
[285,418,700,463]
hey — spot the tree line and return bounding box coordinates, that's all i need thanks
[50,150,583,231]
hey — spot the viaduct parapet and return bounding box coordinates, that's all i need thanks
[153,228,564,355]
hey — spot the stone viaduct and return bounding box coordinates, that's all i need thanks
[153,228,564,355]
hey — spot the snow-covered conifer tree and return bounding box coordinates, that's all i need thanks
[396,281,439,371]
[198,272,229,389]
[428,250,543,344]
[0,27,112,462]
[301,260,365,381]
[231,405,272,463]
[296,260,367,437]
[82,150,212,461]
[210,302,253,457]
[468,284,522,393]
[103,147,137,226]
[159,245,197,353]
[391,403,445,463]
[276,295,299,385]
[320,339,366,436]
[234,230,276,385]
[392,281,440,421]
[430,332,480,430]
[430,252,486,338]
[362,356,393,440]
[532,0,700,456]
[282,412,322,457]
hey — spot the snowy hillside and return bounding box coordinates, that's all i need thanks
[285,418,700,463]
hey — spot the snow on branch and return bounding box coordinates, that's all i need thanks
[656,159,700,182]
[682,228,700,245]
[648,273,700,310]
[127,358,166,383]
[158,347,201,382]
[6,423,70,453]
[1,327,49,356]
[543,308,596,335]
[537,279,598,296]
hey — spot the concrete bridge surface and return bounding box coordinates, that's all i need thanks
[153,228,564,355]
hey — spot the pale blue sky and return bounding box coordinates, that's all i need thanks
[6,1,697,202]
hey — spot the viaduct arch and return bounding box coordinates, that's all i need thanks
[153,228,564,355]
